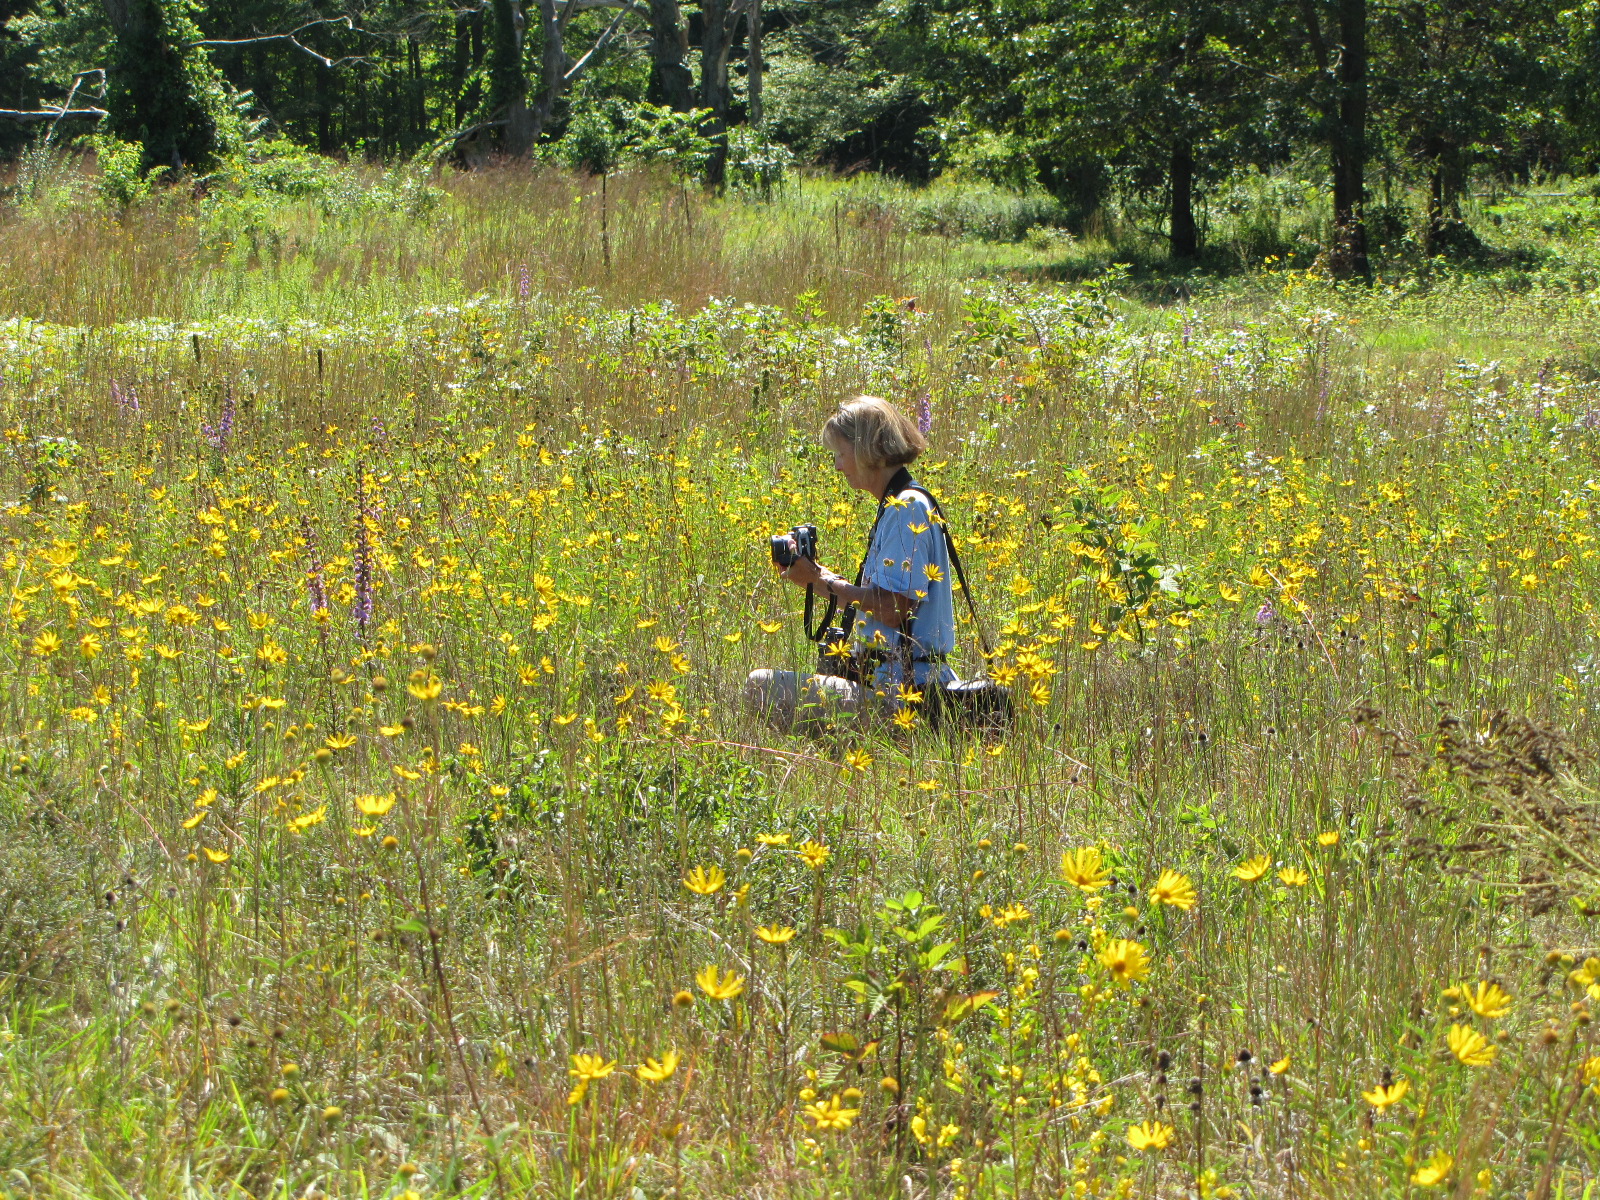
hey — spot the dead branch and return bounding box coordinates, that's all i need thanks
[0,108,108,122]
[192,17,370,68]
[562,1,633,81]
[428,117,509,158]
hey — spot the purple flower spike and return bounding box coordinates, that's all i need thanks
[202,387,235,454]
[112,380,140,418]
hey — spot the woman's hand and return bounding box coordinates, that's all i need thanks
[779,549,826,589]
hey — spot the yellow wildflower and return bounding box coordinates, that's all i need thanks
[1233,855,1271,883]
[803,1095,859,1131]
[1060,846,1111,892]
[683,864,726,895]
[1411,1152,1452,1187]
[637,1050,679,1083]
[798,841,831,870]
[695,965,746,1001]
[1126,1121,1173,1151]
[1148,869,1197,910]
[1097,939,1150,988]
[1462,980,1512,1020]
[1446,1024,1496,1067]
[1362,1078,1408,1109]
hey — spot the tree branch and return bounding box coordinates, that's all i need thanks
[193,17,369,68]
[0,107,108,121]
[568,0,647,12]
[562,2,634,82]
[428,117,508,157]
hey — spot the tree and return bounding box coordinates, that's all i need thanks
[0,0,37,153]
[102,0,236,169]
[488,0,530,151]
[901,0,1278,259]
[1372,0,1558,254]
[645,0,692,111]
[1293,0,1370,278]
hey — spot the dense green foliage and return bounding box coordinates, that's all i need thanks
[4,0,1600,270]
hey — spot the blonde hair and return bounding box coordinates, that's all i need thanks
[821,396,927,469]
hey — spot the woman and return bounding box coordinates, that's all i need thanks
[745,396,958,731]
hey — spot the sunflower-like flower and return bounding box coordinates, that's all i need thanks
[1233,855,1271,883]
[1446,1024,1497,1067]
[803,1094,859,1131]
[1410,1151,1453,1187]
[567,1051,616,1105]
[695,964,746,1002]
[1148,869,1197,910]
[637,1049,679,1083]
[1125,1120,1173,1151]
[355,793,396,817]
[1462,980,1512,1020]
[797,841,831,871]
[682,864,726,895]
[1060,846,1111,892]
[1361,1078,1408,1109]
[1097,939,1150,988]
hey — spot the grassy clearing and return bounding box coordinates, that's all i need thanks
[4,164,1600,1198]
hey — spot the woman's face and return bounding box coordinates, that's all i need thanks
[831,441,866,492]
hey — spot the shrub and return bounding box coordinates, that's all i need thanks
[91,134,152,208]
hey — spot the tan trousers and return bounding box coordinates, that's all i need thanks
[744,669,863,732]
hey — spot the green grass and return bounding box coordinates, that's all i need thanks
[2,160,1600,1197]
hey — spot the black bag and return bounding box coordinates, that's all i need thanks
[804,468,1014,732]
[926,677,1015,734]
[815,627,860,683]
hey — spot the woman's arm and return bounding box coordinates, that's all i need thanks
[817,572,917,629]
[778,552,917,629]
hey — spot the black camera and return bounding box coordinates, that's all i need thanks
[770,523,818,568]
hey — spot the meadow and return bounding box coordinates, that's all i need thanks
[4,161,1600,1198]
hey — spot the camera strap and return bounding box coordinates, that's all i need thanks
[897,475,996,660]
[831,475,904,645]
[802,582,838,642]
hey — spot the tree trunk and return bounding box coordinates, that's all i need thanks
[101,0,223,171]
[1327,0,1369,280]
[1423,149,1479,258]
[489,0,532,155]
[528,0,566,147]
[646,0,694,111]
[699,0,733,186]
[409,37,427,147]
[1170,139,1197,260]
[746,0,762,126]
[315,57,334,153]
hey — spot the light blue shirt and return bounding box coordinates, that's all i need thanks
[854,486,958,691]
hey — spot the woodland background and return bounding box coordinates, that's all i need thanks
[4,0,1600,277]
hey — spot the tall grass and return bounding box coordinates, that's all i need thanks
[3,163,1600,1198]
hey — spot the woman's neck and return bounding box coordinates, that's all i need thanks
[859,464,898,499]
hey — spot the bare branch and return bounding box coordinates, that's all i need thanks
[192,17,369,69]
[428,117,508,158]
[0,108,108,122]
[567,0,647,12]
[562,1,634,82]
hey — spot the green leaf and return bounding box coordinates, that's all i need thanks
[942,990,1000,1025]
[820,1031,860,1054]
